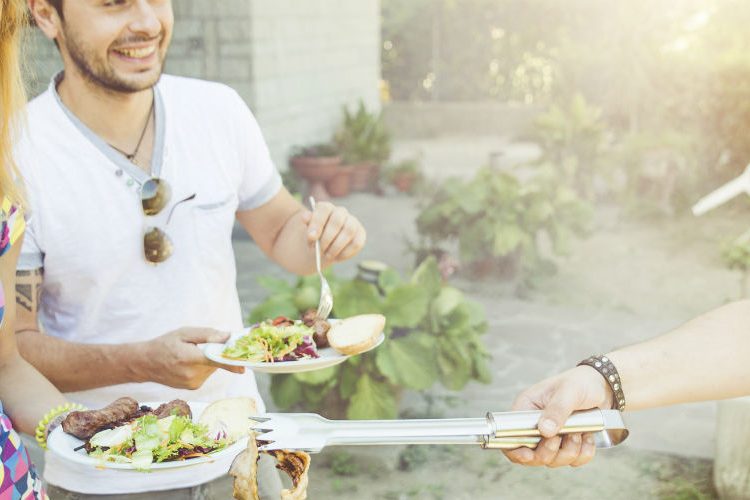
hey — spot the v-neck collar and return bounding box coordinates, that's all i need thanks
[50,71,166,185]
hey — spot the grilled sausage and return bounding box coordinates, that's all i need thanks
[153,399,192,419]
[302,309,330,348]
[61,397,140,440]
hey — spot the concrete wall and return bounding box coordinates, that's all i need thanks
[248,0,381,168]
[23,30,63,96]
[22,0,381,170]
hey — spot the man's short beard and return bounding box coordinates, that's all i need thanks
[63,32,164,93]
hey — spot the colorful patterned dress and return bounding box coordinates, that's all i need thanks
[0,199,47,500]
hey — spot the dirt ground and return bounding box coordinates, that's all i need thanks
[308,445,716,500]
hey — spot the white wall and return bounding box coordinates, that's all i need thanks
[248,0,382,169]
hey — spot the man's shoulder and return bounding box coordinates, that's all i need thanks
[14,90,59,160]
[25,88,60,122]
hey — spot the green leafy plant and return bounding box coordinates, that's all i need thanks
[290,142,340,158]
[397,445,429,472]
[249,258,491,419]
[334,100,391,164]
[611,130,695,216]
[414,165,591,281]
[330,451,359,477]
[532,93,610,200]
[280,168,303,197]
[722,230,750,299]
[384,158,425,194]
[385,158,423,180]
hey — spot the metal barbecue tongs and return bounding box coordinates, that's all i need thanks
[250,409,628,453]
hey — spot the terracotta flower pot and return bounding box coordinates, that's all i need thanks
[393,172,417,193]
[290,155,342,200]
[325,168,353,198]
[348,161,376,191]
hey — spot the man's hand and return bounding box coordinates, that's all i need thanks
[132,328,245,390]
[302,201,366,263]
[503,366,613,467]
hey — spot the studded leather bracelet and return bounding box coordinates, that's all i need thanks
[577,355,626,412]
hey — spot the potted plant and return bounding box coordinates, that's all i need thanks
[289,143,342,199]
[325,164,353,198]
[334,100,391,192]
[415,165,591,283]
[386,158,422,193]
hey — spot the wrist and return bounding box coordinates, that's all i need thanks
[577,354,626,411]
[577,365,615,409]
[122,341,149,383]
[35,403,87,449]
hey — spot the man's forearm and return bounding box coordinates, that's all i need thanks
[609,300,750,411]
[268,210,318,276]
[16,329,146,392]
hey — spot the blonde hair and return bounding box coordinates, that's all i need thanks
[0,0,27,207]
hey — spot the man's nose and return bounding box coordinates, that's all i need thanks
[128,0,162,38]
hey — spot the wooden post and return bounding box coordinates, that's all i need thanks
[715,397,750,499]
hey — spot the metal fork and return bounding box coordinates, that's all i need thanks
[308,196,333,320]
[250,409,628,453]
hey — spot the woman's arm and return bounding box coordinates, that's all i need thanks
[0,236,66,435]
[504,299,750,467]
[608,299,750,410]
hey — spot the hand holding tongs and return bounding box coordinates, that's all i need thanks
[250,409,628,453]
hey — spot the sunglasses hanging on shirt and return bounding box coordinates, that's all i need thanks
[140,178,195,264]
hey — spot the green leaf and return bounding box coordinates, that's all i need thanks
[492,224,524,256]
[375,333,437,390]
[293,285,320,312]
[457,186,485,214]
[472,351,493,384]
[382,284,431,328]
[347,375,397,420]
[248,295,299,324]
[463,300,488,330]
[256,275,293,295]
[339,361,359,399]
[437,337,472,391]
[293,366,338,385]
[270,375,302,410]
[302,381,334,405]
[431,287,464,317]
[378,267,403,295]
[442,304,472,335]
[458,224,489,262]
[333,280,382,318]
[410,256,442,300]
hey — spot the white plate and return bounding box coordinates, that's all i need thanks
[47,401,247,471]
[202,321,385,374]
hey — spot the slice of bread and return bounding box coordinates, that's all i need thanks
[199,397,258,443]
[327,314,385,356]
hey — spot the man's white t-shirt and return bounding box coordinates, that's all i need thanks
[15,74,282,494]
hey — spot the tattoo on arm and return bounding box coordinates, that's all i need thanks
[15,268,43,313]
[16,284,32,312]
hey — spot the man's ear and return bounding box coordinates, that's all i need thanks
[28,0,62,41]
